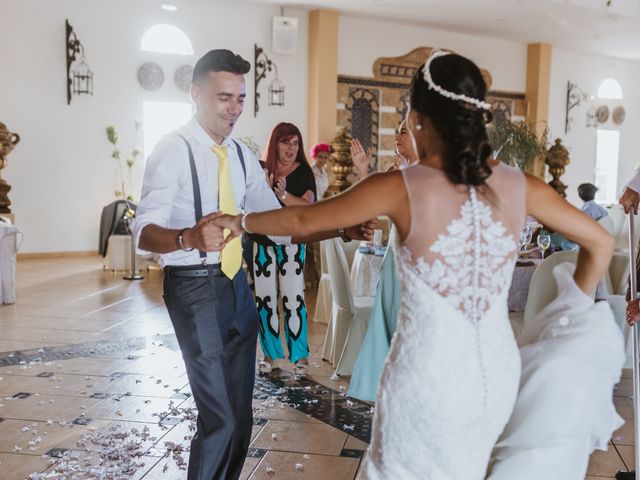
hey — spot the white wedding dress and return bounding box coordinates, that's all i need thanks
[489,263,625,479]
[358,163,525,480]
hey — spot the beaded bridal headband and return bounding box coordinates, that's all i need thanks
[422,50,492,111]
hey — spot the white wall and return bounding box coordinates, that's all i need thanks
[548,47,640,206]
[1,0,308,253]
[338,15,528,92]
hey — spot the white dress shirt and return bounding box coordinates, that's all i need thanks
[581,200,608,221]
[132,117,288,267]
[626,170,640,193]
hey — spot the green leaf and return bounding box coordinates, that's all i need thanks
[488,119,549,171]
[106,126,119,145]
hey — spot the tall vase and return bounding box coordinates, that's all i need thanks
[545,138,570,198]
[0,122,20,213]
[325,128,354,197]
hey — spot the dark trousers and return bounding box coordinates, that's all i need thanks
[163,265,258,480]
[241,234,254,284]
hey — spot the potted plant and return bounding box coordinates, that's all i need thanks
[105,123,141,200]
[488,119,548,171]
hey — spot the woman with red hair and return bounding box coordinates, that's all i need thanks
[253,122,317,375]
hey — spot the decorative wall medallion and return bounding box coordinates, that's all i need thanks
[137,62,164,91]
[596,105,609,124]
[174,64,194,92]
[612,106,626,125]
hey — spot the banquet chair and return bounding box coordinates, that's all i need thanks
[522,251,628,355]
[312,241,332,324]
[607,252,629,295]
[606,204,624,231]
[342,240,360,269]
[321,238,374,375]
[613,207,640,254]
[604,204,628,252]
[522,251,579,330]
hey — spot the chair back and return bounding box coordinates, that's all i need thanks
[606,204,625,236]
[342,240,360,269]
[324,238,355,313]
[320,240,330,275]
[598,215,616,237]
[523,251,579,326]
[609,252,630,295]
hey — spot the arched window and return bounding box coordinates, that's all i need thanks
[597,78,623,100]
[140,24,193,55]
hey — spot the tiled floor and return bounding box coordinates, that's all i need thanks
[0,255,634,479]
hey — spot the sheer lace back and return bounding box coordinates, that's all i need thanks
[399,162,526,324]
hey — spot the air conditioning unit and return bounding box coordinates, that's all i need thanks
[272,16,298,55]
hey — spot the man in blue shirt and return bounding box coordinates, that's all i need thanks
[578,183,608,221]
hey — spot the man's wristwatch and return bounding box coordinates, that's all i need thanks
[338,228,352,243]
[177,228,194,252]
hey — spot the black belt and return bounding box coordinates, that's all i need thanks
[164,264,222,278]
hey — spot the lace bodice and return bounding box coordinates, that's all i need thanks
[398,163,525,323]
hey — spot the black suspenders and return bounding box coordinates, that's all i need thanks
[176,135,246,265]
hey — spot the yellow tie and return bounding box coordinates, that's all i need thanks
[213,145,242,279]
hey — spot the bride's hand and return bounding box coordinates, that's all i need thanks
[627,299,640,326]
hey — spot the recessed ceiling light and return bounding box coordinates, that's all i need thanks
[161,4,178,11]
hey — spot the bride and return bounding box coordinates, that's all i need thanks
[214,50,614,479]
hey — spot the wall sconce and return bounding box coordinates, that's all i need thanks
[565,81,593,134]
[254,44,285,116]
[66,19,93,105]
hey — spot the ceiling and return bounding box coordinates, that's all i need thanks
[246,0,640,61]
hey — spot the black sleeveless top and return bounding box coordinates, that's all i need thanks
[251,161,317,246]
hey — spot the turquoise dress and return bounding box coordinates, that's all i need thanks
[347,230,400,402]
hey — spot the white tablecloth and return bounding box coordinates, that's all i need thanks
[508,260,543,312]
[350,249,384,298]
[0,223,20,305]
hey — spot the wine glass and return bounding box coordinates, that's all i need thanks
[519,226,532,252]
[537,233,551,258]
[525,227,533,246]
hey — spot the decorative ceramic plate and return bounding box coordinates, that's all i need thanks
[596,105,609,124]
[137,62,164,91]
[174,64,194,92]
[613,106,626,125]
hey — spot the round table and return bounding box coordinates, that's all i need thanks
[350,249,384,297]
[508,259,543,312]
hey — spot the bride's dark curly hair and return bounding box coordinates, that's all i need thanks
[409,53,493,186]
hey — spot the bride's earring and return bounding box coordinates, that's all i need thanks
[416,124,422,130]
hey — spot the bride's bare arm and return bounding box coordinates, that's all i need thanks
[524,173,614,294]
[224,171,409,241]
